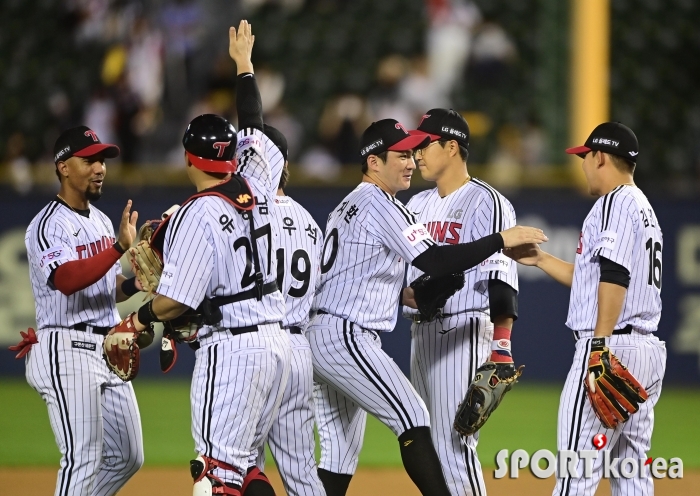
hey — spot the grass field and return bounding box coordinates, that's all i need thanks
[2,379,698,469]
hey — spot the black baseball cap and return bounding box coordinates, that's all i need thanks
[263,124,288,162]
[410,108,470,149]
[359,119,430,161]
[566,122,639,162]
[53,126,120,164]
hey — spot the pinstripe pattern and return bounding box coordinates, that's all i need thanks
[313,182,435,331]
[25,329,144,496]
[553,334,666,495]
[191,325,291,487]
[567,186,663,333]
[411,313,491,496]
[249,195,326,495]
[404,179,518,318]
[25,202,121,329]
[402,179,516,495]
[555,185,665,495]
[308,313,430,467]
[256,334,326,495]
[170,128,291,488]
[272,196,323,329]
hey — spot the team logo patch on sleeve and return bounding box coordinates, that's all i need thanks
[479,253,511,273]
[160,263,176,287]
[402,224,432,246]
[38,245,68,269]
[236,134,266,160]
[593,230,618,253]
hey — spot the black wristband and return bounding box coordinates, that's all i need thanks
[590,337,606,351]
[121,277,140,297]
[113,242,126,255]
[137,300,162,325]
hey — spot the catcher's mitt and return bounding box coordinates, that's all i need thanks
[103,313,154,382]
[454,361,524,437]
[583,337,648,429]
[129,220,164,295]
[410,272,465,322]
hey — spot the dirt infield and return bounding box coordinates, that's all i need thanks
[1,466,695,495]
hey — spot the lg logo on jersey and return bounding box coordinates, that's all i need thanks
[494,447,683,480]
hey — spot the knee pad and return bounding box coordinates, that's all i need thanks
[240,466,271,495]
[190,455,242,496]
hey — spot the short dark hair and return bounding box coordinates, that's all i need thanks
[362,150,388,174]
[278,162,290,189]
[609,153,636,173]
[438,139,469,163]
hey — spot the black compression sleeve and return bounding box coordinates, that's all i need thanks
[599,256,631,288]
[236,73,263,131]
[488,279,518,322]
[412,233,504,278]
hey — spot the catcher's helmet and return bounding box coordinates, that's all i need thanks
[182,114,237,173]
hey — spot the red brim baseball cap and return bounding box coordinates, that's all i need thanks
[186,151,237,173]
[409,129,441,142]
[565,122,639,162]
[73,143,120,159]
[388,133,431,152]
[565,145,591,159]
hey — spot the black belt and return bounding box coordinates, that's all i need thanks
[226,321,282,337]
[573,324,633,341]
[317,310,329,315]
[72,323,111,335]
[286,326,303,335]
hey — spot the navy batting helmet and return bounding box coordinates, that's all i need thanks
[182,114,237,173]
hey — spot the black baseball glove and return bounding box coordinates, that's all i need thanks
[454,361,524,436]
[410,272,465,322]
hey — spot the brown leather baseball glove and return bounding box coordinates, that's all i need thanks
[583,337,648,429]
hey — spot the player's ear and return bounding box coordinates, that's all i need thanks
[56,160,69,180]
[366,155,379,172]
[595,151,606,168]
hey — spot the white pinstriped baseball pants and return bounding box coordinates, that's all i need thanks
[191,324,291,488]
[255,332,327,496]
[308,313,430,475]
[554,332,666,496]
[26,329,144,496]
[411,313,493,496]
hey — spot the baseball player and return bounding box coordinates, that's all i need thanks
[506,122,666,495]
[245,125,327,496]
[120,22,291,496]
[403,108,520,496]
[13,126,145,496]
[307,118,547,496]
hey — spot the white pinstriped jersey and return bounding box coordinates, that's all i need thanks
[272,195,323,329]
[25,202,121,329]
[566,185,663,333]
[404,178,518,318]
[156,128,286,327]
[313,182,435,331]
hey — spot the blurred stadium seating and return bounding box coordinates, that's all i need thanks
[1,0,697,192]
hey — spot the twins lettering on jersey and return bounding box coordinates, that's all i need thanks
[424,221,462,244]
[76,236,116,259]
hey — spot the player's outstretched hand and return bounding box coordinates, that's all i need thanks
[117,200,138,251]
[499,225,547,248]
[503,243,543,266]
[229,19,255,74]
